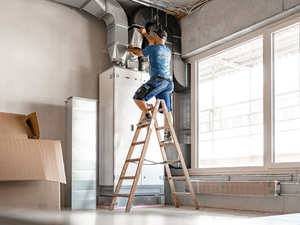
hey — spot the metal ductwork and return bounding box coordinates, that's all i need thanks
[130,7,190,91]
[54,0,128,65]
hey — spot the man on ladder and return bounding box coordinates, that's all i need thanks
[128,27,174,143]
[113,27,199,213]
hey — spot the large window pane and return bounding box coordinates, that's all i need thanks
[197,37,263,168]
[273,23,300,163]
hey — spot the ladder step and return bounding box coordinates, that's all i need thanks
[137,123,150,129]
[132,141,145,146]
[156,126,169,130]
[173,192,192,196]
[169,176,186,180]
[120,176,136,180]
[126,158,140,163]
[115,194,130,198]
[160,142,175,147]
[150,108,164,112]
[165,159,180,164]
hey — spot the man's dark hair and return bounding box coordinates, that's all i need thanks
[155,29,167,40]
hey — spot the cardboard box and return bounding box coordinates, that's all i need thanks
[0,113,28,139]
[19,112,40,139]
[0,112,40,139]
[0,181,60,210]
[0,112,66,210]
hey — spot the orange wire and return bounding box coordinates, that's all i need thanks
[166,0,207,8]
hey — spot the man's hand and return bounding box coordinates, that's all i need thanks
[128,45,134,52]
[138,27,154,45]
[127,45,143,57]
[138,28,147,36]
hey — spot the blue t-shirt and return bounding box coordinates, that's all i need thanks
[142,45,171,79]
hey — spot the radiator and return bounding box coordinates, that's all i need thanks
[190,180,281,197]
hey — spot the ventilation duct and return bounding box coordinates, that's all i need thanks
[130,7,189,91]
[53,0,128,65]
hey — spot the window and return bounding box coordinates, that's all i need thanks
[273,23,300,163]
[192,15,300,172]
[197,38,263,168]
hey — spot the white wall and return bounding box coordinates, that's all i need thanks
[0,0,111,144]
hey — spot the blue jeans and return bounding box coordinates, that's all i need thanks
[133,76,174,112]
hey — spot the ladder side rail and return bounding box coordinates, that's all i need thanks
[109,112,145,211]
[160,100,200,210]
[125,100,161,212]
[153,104,180,207]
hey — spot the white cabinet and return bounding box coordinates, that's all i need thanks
[65,97,97,210]
[99,67,165,207]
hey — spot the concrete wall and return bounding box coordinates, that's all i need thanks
[0,0,111,143]
[0,0,112,208]
[181,0,300,58]
[165,178,300,214]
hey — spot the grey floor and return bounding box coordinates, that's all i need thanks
[100,205,275,217]
[97,205,299,225]
[1,205,299,225]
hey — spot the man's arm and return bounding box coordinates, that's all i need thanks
[128,45,143,57]
[138,28,154,45]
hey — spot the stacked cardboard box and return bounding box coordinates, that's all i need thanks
[0,112,66,210]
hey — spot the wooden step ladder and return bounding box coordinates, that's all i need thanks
[109,99,199,212]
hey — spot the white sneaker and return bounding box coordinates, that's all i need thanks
[161,136,173,144]
[137,117,151,126]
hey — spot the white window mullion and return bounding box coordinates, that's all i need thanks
[191,61,198,170]
[263,30,273,169]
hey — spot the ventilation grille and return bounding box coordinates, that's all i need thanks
[190,181,281,197]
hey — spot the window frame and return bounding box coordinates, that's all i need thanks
[188,13,300,175]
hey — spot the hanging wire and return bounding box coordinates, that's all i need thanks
[154,0,188,14]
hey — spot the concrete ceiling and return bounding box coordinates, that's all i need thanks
[116,0,208,19]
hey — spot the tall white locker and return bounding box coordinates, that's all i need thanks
[99,66,165,207]
[65,97,97,210]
